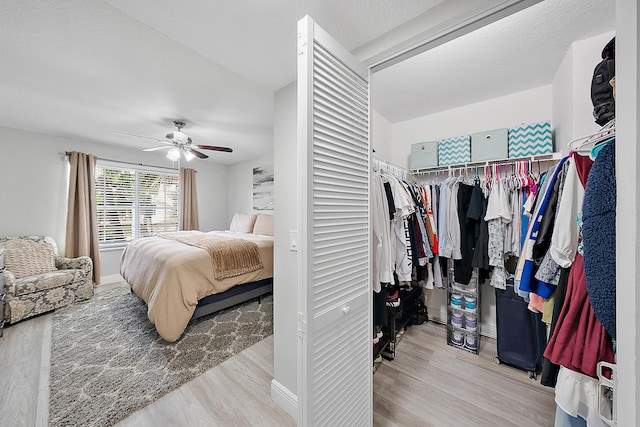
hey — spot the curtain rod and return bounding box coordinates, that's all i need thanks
[64,151,196,173]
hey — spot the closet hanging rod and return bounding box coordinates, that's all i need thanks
[372,155,411,179]
[411,152,562,175]
[372,155,409,172]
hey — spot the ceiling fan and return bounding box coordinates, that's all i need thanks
[111,120,233,161]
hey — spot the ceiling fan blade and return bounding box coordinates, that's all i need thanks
[189,148,209,159]
[110,130,170,144]
[196,145,233,153]
[142,146,171,152]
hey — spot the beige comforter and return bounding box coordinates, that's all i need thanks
[120,230,274,342]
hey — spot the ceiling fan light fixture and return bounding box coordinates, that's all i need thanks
[166,147,181,161]
[169,130,190,144]
[183,149,196,161]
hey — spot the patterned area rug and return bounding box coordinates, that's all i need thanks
[48,286,273,427]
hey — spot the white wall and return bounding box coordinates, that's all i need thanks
[572,31,616,139]
[552,30,616,148]
[271,82,298,413]
[552,43,575,151]
[614,1,638,423]
[0,125,229,281]
[371,109,393,161]
[389,85,553,168]
[227,154,274,220]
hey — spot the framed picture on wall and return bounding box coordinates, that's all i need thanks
[253,165,274,211]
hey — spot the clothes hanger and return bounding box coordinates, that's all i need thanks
[590,137,615,160]
[567,119,616,153]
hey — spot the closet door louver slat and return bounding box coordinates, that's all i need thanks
[298,16,371,427]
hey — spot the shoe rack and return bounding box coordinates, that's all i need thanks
[380,284,422,360]
[446,259,480,354]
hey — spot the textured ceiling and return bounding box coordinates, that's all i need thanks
[102,0,445,91]
[372,0,616,123]
[0,0,275,164]
[0,0,616,165]
[0,0,444,164]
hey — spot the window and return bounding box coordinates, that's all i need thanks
[95,162,179,248]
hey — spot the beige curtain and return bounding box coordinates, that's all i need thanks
[179,167,199,231]
[65,151,101,285]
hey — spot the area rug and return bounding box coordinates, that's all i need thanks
[48,286,273,427]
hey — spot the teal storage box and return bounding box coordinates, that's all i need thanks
[410,141,438,169]
[438,135,471,166]
[471,128,508,162]
[508,121,553,157]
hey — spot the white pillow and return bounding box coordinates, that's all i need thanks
[229,213,257,233]
[252,214,274,236]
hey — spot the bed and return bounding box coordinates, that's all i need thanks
[120,213,274,342]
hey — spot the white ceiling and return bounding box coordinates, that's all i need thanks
[373,0,616,123]
[0,0,616,165]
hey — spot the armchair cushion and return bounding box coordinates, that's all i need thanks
[4,239,56,279]
[14,270,82,296]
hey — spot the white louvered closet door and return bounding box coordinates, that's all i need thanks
[297,16,371,427]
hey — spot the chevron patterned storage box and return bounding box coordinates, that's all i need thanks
[508,121,553,158]
[438,135,471,166]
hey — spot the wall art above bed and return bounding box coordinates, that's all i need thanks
[253,164,274,211]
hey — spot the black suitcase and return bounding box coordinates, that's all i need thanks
[494,282,547,379]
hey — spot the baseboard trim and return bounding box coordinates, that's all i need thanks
[270,379,297,420]
[480,322,497,339]
[428,314,497,339]
[100,274,124,285]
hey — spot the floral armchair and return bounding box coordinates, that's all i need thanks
[0,236,94,324]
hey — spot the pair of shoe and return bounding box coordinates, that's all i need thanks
[372,325,383,344]
[398,280,412,289]
[464,334,477,351]
[386,290,400,307]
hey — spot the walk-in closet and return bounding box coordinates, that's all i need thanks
[368,0,618,425]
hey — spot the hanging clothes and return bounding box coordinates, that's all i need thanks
[453,182,477,285]
[554,367,610,427]
[485,178,512,289]
[543,253,614,378]
[371,172,393,292]
[444,177,463,260]
[549,153,593,268]
[438,179,451,258]
[389,176,415,282]
[582,140,616,341]
[534,160,570,289]
[517,159,565,299]
[541,266,571,388]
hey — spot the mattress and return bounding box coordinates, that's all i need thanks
[120,230,274,342]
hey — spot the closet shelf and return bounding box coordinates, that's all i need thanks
[411,152,563,174]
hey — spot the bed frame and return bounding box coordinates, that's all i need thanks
[190,278,273,321]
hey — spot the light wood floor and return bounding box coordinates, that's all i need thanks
[0,284,295,427]
[1,286,556,427]
[373,322,557,427]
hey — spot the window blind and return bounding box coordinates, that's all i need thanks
[95,162,179,248]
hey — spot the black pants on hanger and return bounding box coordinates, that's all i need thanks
[373,283,389,327]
